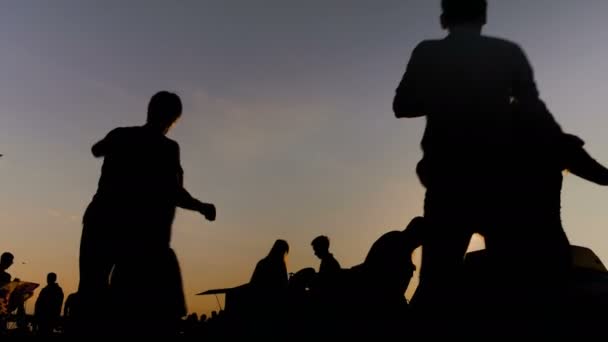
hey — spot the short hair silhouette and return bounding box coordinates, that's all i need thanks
[47,272,57,284]
[147,91,183,126]
[311,235,330,250]
[1,252,14,265]
[441,0,487,27]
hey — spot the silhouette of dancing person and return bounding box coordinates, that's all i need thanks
[311,235,341,285]
[77,91,216,336]
[393,0,564,319]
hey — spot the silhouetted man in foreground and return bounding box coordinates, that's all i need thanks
[393,0,563,320]
[78,91,216,336]
[35,273,64,336]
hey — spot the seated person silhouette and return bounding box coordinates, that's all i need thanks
[0,253,37,334]
[78,91,216,336]
[341,217,426,338]
[245,239,290,338]
[309,236,341,294]
[249,239,290,303]
[307,236,341,336]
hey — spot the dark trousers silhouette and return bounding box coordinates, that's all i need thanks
[77,218,116,336]
[412,164,511,336]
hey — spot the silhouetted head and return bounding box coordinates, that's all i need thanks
[440,0,487,30]
[146,91,183,135]
[268,239,290,261]
[0,252,14,270]
[402,216,427,250]
[311,235,330,259]
[47,272,57,285]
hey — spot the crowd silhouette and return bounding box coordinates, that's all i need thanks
[2,0,608,338]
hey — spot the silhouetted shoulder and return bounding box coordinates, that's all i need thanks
[409,39,443,56]
[163,136,180,152]
[480,35,529,58]
[91,126,133,157]
[480,35,519,47]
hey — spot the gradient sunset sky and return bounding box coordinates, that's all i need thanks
[2,0,608,316]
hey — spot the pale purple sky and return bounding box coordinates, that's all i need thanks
[2,1,608,315]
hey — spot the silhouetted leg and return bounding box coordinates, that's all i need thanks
[110,246,183,337]
[411,187,476,337]
[76,222,115,336]
[413,221,472,303]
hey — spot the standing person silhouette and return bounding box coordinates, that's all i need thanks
[77,91,216,336]
[34,272,64,336]
[392,0,563,320]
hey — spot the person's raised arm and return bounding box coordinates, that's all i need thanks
[563,135,608,186]
[393,43,428,118]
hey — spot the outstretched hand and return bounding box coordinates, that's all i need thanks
[198,202,216,222]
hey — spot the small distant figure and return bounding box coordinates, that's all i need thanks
[308,236,342,336]
[311,236,341,276]
[0,252,13,287]
[34,273,64,336]
[248,239,290,338]
[250,239,290,295]
[0,253,35,334]
[0,252,14,334]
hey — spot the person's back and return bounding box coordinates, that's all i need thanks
[404,34,522,161]
[248,240,289,339]
[250,252,289,295]
[35,285,64,318]
[394,0,561,179]
[93,126,181,205]
[86,125,182,248]
[35,273,64,335]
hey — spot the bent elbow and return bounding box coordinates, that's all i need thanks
[91,145,104,158]
[393,97,424,118]
[393,99,408,118]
